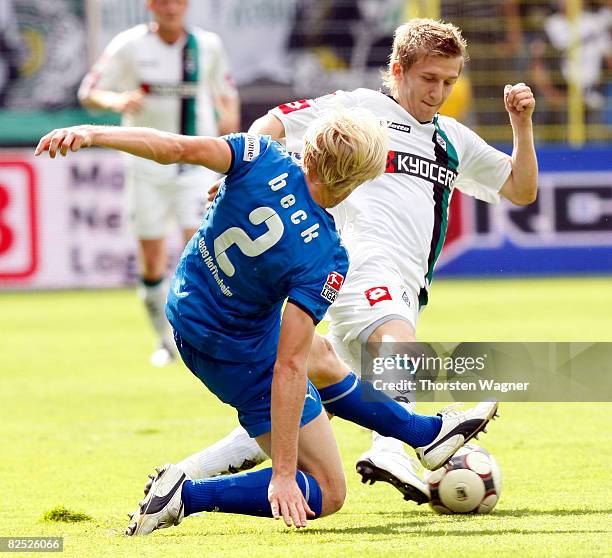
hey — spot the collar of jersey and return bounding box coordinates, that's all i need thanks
[382,92,435,126]
[148,24,189,48]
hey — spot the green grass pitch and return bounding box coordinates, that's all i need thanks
[1,277,610,557]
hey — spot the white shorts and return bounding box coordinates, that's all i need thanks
[326,254,421,373]
[125,165,218,239]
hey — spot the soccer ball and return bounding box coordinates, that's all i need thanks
[426,444,502,514]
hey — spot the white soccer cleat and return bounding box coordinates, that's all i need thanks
[415,401,499,471]
[150,342,177,368]
[125,464,188,536]
[356,447,430,504]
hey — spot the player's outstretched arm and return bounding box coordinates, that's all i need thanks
[499,82,538,206]
[268,302,316,528]
[34,125,232,173]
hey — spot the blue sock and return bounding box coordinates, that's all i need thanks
[318,372,442,447]
[181,467,323,519]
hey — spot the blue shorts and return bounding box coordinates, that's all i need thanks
[174,331,323,438]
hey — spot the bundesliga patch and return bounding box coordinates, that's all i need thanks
[320,271,344,303]
[365,286,392,306]
[243,134,260,162]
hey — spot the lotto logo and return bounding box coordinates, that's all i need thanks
[0,162,38,280]
[365,286,392,306]
[277,99,311,115]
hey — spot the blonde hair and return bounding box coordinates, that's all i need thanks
[383,18,468,96]
[301,108,388,207]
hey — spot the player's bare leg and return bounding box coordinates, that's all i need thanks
[138,237,176,367]
[308,330,428,502]
[256,410,346,517]
[355,319,429,503]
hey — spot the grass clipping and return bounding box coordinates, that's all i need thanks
[43,506,92,523]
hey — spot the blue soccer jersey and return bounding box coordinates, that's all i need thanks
[166,133,349,362]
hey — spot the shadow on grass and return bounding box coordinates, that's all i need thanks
[303,508,612,537]
[304,525,610,537]
[489,508,612,518]
[355,508,612,519]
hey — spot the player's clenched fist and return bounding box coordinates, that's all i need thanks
[35,126,95,158]
[504,83,536,120]
[116,89,145,115]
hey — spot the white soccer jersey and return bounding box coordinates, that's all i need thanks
[79,24,237,175]
[271,89,512,305]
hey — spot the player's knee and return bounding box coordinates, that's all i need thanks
[366,319,416,353]
[320,480,347,516]
[140,257,165,280]
[308,335,348,388]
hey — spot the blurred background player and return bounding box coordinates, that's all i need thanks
[176,18,536,505]
[0,0,23,106]
[78,0,240,367]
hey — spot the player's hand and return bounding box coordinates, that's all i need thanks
[205,179,222,210]
[116,90,145,115]
[504,83,535,122]
[268,473,315,528]
[35,126,95,158]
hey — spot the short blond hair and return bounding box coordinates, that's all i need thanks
[383,18,468,96]
[301,108,388,206]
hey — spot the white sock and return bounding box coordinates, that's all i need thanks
[176,426,269,479]
[138,277,173,349]
[371,400,416,454]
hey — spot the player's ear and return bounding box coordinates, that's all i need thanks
[391,61,403,80]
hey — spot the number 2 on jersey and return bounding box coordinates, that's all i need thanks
[214,206,284,277]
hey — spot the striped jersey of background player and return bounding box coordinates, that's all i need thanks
[78,0,240,367]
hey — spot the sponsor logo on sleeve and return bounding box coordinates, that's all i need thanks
[277,99,311,115]
[243,134,260,162]
[381,120,412,134]
[401,290,412,308]
[320,271,344,303]
[364,286,392,306]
